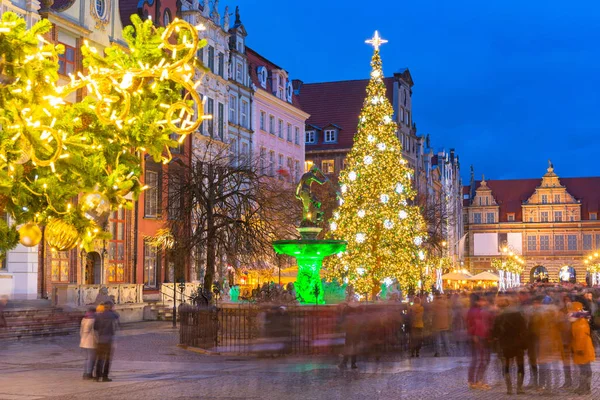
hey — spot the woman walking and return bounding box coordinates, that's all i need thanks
[80,306,97,380]
[570,301,595,395]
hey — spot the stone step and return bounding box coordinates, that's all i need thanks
[0,307,84,341]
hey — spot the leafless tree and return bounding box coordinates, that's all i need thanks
[165,140,300,292]
[417,189,455,257]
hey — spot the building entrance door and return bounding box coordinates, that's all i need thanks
[85,252,102,284]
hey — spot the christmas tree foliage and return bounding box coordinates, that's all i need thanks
[0,13,207,256]
[325,33,426,296]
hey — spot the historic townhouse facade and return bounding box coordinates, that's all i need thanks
[226,7,252,166]
[247,48,308,184]
[296,72,462,263]
[463,162,600,283]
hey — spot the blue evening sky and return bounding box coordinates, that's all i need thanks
[233,0,600,182]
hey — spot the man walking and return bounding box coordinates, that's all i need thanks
[94,301,119,382]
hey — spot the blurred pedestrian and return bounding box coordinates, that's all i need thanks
[467,294,492,390]
[559,295,573,388]
[80,306,97,380]
[409,297,424,358]
[570,301,595,395]
[537,295,562,393]
[432,294,451,357]
[94,301,119,382]
[0,295,8,329]
[339,303,361,369]
[492,296,527,395]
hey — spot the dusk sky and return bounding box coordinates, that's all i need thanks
[234,0,600,182]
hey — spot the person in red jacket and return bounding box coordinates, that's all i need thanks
[467,294,492,390]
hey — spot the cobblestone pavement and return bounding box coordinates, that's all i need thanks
[0,321,599,400]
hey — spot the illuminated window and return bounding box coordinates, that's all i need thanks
[143,242,159,287]
[304,160,314,172]
[321,160,335,174]
[107,209,126,283]
[51,249,70,282]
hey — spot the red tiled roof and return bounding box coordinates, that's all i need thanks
[465,177,600,222]
[463,185,471,207]
[297,77,394,151]
[246,47,302,109]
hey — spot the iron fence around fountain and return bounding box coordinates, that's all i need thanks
[179,303,413,356]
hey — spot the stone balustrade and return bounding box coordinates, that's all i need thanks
[55,283,144,307]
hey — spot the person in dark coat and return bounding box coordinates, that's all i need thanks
[93,301,119,382]
[339,303,361,369]
[492,296,528,395]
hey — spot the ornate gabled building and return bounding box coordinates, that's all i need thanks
[463,162,600,283]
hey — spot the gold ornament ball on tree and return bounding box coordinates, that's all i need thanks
[18,222,42,247]
[80,191,110,221]
[45,219,79,251]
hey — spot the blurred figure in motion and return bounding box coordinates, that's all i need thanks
[559,294,573,389]
[432,294,451,357]
[409,297,424,358]
[80,306,97,380]
[267,305,292,356]
[537,295,561,393]
[467,294,491,390]
[524,294,542,389]
[339,303,361,369]
[492,296,527,395]
[570,301,595,395]
[0,295,8,329]
[94,301,119,382]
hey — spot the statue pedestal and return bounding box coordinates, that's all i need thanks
[272,240,346,304]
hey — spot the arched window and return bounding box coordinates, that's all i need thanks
[163,9,171,26]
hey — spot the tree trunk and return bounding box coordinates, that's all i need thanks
[204,230,216,293]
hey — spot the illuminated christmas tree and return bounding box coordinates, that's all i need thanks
[325,32,427,297]
[0,13,208,256]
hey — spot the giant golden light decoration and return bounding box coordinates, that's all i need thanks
[0,13,212,254]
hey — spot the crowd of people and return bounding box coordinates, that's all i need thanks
[336,287,598,395]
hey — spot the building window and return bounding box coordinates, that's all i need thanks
[107,209,125,283]
[405,110,410,125]
[486,212,494,224]
[259,147,266,174]
[554,211,563,222]
[324,129,337,143]
[541,194,548,204]
[295,160,300,182]
[208,46,215,73]
[197,47,203,63]
[277,154,284,179]
[507,213,515,222]
[229,95,236,124]
[590,213,597,220]
[95,0,107,18]
[278,119,283,139]
[567,234,577,251]
[294,127,300,145]
[217,102,224,139]
[287,123,292,142]
[554,194,560,203]
[554,235,564,251]
[286,157,293,181]
[596,234,600,249]
[236,62,242,81]
[304,160,314,172]
[540,211,549,222]
[583,234,592,250]
[51,249,70,282]
[144,168,161,218]
[163,9,170,26]
[540,235,549,251]
[305,130,316,144]
[473,213,482,224]
[527,236,536,251]
[260,111,266,131]
[168,169,182,220]
[217,52,224,78]
[240,100,248,128]
[143,242,159,288]
[240,142,248,165]
[321,159,335,174]
[206,98,214,136]
[269,115,275,134]
[269,151,275,176]
[58,43,76,76]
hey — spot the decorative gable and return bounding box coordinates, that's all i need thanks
[472,176,498,207]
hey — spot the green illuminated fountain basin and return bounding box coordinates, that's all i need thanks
[273,239,347,304]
